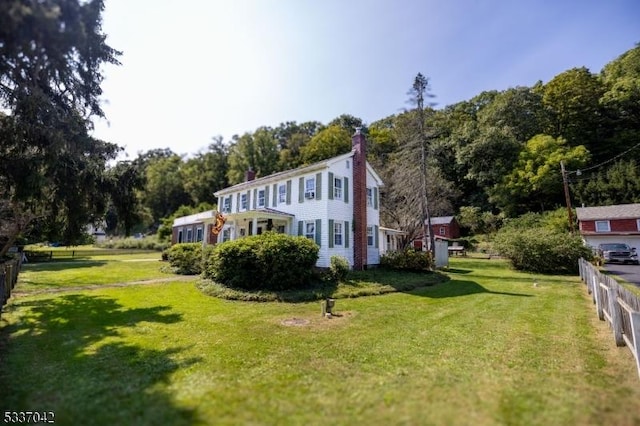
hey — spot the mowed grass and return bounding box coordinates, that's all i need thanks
[16,253,171,292]
[1,257,640,425]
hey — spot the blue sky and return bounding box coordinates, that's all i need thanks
[91,0,640,159]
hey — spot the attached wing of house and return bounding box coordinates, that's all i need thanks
[172,130,384,269]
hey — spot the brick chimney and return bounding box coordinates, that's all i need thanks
[245,167,256,182]
[352,127,367,270]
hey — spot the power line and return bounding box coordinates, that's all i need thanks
[567,141,640,176]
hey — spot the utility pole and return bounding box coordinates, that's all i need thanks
[560,161,575,233]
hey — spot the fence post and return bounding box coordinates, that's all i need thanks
[593,276,604,320]
[607,285,625,347]
[630,311,640,379]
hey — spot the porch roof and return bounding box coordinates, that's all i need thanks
[222,208,294,221]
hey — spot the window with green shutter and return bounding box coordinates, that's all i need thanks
[345,221,349,248]
[344,177,349,203]
[328,219,334,248]
[315,219,321,246]
[316,173,322,200]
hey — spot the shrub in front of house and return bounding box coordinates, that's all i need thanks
[380,249,434,272]
[203,232,319,291]
[493,227,592,274]
[166,243,204,275]
[328,255,350,282]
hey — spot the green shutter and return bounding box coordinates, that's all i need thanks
[315,219,321,246]
[345,221,349,248]
[252,189,256,209]
[272,184,277,206]
[265,185,270,208]
[299,177,304,203]
[344,177,349,203]
[374,225,379,248]
[286,180,292,205]
[246,190,251,210]
[374,187,379,210]
[298,221,303,236]
[236,193,240,212]
[328,172,334,200]
[316,173,322,200]
[328,219,334,248]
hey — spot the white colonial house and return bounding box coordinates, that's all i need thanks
[172,129,384,269]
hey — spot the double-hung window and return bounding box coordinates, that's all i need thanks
[278,184,286,203]
[258,189,265,207]
[305,221,315,240]
[334,222,343,246]
[366,188,373,207]
[367,226,374,246]
[222,196,231,213]
[305,178,315,199]
[241,194,248,211]
[334,177,342,200]
[196,227,203,242]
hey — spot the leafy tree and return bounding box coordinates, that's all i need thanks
[142,154,191,225]
[575,160,640,207]
[490,134,589,216]
[106,161,145,236]
[182,136,229,205]
[599,45,640,161]
[328,114,366,134]
[227,127,279,184]
[477,86,547,143]
[0,0,121,255]
[541,67,606,158]
[300,125,351,164]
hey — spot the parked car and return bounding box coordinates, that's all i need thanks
[597,243,639,264]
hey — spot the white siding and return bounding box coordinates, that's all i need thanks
[208,154,383,268]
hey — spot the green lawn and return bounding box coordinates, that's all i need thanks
[15,253,171,292]
[1,257,639,425]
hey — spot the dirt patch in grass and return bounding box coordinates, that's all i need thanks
[277,311,357,330]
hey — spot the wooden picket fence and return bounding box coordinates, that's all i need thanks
[0,257,23,320]
[578,258,640,378]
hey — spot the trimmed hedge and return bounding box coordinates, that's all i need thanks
[166,243,204,275]
[203,232,319,291]
[380,249,434,272]
[493,227,592,274]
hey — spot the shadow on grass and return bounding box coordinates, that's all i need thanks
[409,278,533,298]
[0,294,201,425]
[22,260,108,272]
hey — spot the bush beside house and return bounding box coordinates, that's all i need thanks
[493,227,592,274]
[380,249,434,272]
[203,232,319,291]
[166,243,204,275]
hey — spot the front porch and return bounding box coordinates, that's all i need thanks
[217,208,295,243]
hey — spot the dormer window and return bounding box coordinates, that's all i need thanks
[595,220,610,232]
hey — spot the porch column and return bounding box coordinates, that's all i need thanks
[252,217,258,236]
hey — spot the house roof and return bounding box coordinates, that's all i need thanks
[427,216,456,225]
[172,210,216,226]
[214,150,383,197]
[575,203,640,221]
